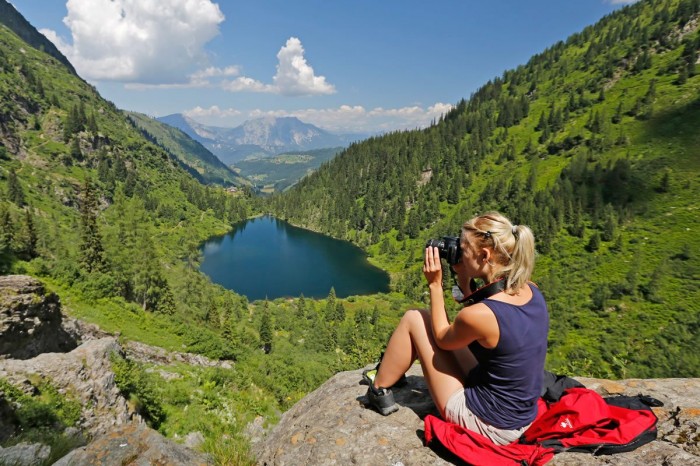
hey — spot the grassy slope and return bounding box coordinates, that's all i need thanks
[125,110,249,187]
[272,0,700,378]
[234,147,343,193]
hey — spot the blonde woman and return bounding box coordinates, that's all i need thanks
[366,211,549,446]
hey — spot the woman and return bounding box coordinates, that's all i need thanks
[366,211,549,446]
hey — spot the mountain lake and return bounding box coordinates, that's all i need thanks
[199,215,391,301]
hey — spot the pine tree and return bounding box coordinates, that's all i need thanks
[16,208,38,260]
[325,287,337,321]
[78,179,107,273]
[132,229,173,312]
[335,302,346,322]
[295,294,307,319]
[0,204,12,272]
[602,207,617,242]
[259,302,273,353]
[7,169,25,207]
[70,138,83,161]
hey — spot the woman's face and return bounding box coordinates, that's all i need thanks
[456,232,485,278]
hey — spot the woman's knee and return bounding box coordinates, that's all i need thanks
[400,309,430,331]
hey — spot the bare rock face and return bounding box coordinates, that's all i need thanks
[0,337,133,437]
[53,422,212,466]
[0,275,213,464]
[252,365,700,466]
[0,275,76,358]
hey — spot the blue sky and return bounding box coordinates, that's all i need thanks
[10,0,638,133]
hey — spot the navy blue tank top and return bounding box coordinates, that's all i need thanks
[464,283,549,429]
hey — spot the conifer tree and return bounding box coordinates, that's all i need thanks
[70,138,83,161]
[602,207,617,242]
[0,204,12,272]
[335,302,346,323]
[325,287,337,321]
[78,179,107,273]
[17,208,37,260]
[132,229,173,313]
[7,168,25,207]
[259,302,273,354]
[586,231,601,252]
[295,294,307,320]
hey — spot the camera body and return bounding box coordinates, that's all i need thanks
[425,236,462,265]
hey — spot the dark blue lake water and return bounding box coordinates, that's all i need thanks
[199,216,390,301]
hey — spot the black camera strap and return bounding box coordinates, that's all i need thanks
[456,278,506,305]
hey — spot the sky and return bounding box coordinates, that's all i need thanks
[10,0,640,134]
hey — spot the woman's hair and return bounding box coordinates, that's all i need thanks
[461,211,536,294]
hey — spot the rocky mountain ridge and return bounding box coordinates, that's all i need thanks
[157,114,361,164]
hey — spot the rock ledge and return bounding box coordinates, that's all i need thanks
[253,364,700,466]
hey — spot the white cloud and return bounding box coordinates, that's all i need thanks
[221,77,274,93]
[42,0,224,82]
[185,103,453,133]
[190,66,241,80]
[606,0,640,4]
[272,37,336,96]
[184,105,241,119]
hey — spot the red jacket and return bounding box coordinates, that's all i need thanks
[424,387,658,466]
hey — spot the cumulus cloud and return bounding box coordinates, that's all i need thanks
[186,103,452,133]
[221,77,274,93]
[271,37,336,96]
[184,105,242,119]
[42,0,224,82]
[606,0,640,4]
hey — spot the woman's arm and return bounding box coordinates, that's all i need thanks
[424,247,497,350]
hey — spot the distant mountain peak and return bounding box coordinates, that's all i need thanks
[156,114,361,165]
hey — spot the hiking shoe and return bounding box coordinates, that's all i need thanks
[361,367,407,389]
[366,385,399,416]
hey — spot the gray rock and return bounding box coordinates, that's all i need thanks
[53,422,212,466]
[252,365,700,466]
[184,431,206,450]
[0,275,76,359]
[0,442,51,466]
[0,337,134,437]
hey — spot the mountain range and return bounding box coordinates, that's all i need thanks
[1,0,699,463]
[125,111,248,187]
[157,114,365,165]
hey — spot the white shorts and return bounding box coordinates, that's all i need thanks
[444,389,531,446]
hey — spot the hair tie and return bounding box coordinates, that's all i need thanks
[512,225,519,238]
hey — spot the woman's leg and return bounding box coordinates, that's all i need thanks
[373,309,477,417]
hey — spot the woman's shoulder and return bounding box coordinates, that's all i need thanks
[487,283,534,306]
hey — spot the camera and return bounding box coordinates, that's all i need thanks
[425,236,462,265]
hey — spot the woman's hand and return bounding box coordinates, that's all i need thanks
[423,246,443,288]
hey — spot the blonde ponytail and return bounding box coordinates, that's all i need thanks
[462,212,536,294]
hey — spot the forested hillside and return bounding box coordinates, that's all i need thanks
[125,111,249,187]
[2,0,699,463]
[235,146,343,193]
[0,8,417,463]
[269,0,700,379]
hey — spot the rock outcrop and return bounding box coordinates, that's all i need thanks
[53,422,212,466]
[0,337,133,436]
[252,364,700,465]
[0,275,76,358]
[0,275,212,465]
